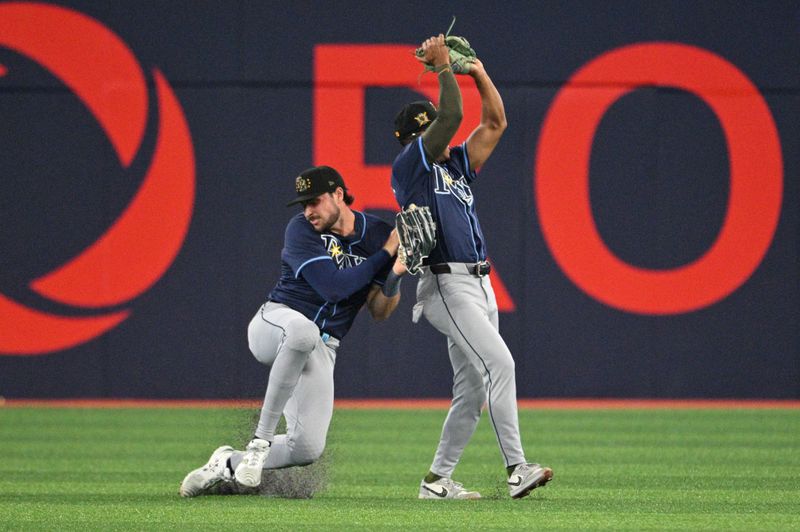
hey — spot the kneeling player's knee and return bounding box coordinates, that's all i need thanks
[289,433,326,465]
[283,319,320,353]
[248,316,273,364]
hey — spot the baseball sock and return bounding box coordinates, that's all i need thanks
[424,471,442,483]
[506,463,522,476]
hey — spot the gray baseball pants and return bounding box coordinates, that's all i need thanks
[230,301,338,469]
[415,264,526,477]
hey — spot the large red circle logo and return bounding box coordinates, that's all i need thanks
[0,3,195,354]
[536,42,783,315]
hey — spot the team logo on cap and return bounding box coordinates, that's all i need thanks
[296,176,312,192]
[414,112,431,127]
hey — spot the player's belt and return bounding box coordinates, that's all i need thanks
[429,261,491,277]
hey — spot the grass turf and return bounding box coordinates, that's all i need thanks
[0,406,798,530]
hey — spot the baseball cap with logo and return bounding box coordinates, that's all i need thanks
[286,165,348,206]
[394,100,438,144]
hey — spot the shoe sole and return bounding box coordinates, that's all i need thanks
[418,491,482,500]
[179,470,199,497]
[510,467,553,499]
[234,463,265,488]
[180,469,222,498]
[234,470,260,487]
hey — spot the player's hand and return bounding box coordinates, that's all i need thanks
[382,228,400,256]
[416,34,450,68]
[392,256,408,276]
[468,58,486,77]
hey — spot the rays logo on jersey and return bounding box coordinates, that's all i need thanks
[321,234,365,269]
[433,165,473,206]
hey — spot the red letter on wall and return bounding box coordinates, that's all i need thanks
[314,44,516,311]
[536,43,783,314]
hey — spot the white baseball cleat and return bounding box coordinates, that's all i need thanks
[418,477,481,500]
[234,438,271,488]
[507,463,553,499]
[179,445,234,498]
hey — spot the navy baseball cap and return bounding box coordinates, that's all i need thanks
[287,165,348,206]
[394,100,438,143]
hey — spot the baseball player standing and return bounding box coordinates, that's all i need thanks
[391,34,553,499]
[180,165,406,497]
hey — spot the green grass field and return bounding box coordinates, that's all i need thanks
[1,406,798,530]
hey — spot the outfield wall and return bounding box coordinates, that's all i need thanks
[0,1,797,398]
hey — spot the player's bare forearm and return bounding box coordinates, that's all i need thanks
[466,60,507,169]
[366,260,405,320]
[473,62,506,130]
[366,284,400,321]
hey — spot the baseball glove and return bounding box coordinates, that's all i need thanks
[395,204,437,275]
[416,35,477,75]
[415,17,477,75]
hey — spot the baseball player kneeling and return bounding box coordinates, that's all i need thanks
[180,166,407,497]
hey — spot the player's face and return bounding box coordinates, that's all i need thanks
[303,192,341,233]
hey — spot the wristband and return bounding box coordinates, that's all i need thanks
[381,270,403,297]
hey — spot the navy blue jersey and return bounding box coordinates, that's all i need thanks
[268,211,393,340]
[391,137,487,263]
